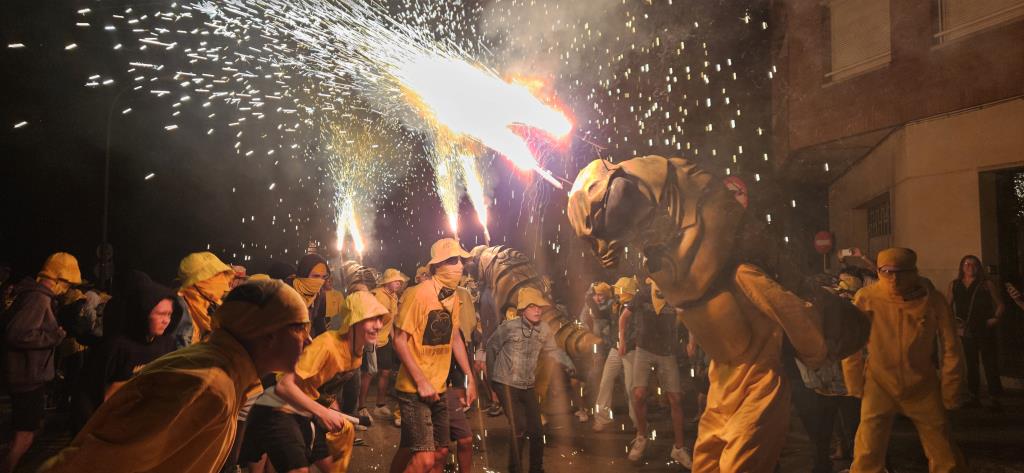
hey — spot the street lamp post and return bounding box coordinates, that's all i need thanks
[98,88,129,290]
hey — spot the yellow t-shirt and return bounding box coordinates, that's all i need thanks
[371,287,398,347]
[254,330,363,416]
[395,280,461,394]
[324,289,345,322]
[293,331,362,402]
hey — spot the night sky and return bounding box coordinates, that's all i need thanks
[2,0,822,308]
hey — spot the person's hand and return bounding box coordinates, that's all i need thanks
[1006,283,1022,301]
[417,379,440,402]
[464,379,478,407]
[318,408,349,432]
[987,317,999,328]
[473,359,486,374]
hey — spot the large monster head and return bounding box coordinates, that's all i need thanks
[567,156,745,305]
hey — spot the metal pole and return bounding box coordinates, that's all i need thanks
[102,88,128,247]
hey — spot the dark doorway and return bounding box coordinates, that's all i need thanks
[979,168,1024,379]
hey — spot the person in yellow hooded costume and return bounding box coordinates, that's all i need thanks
[39,279,312,473]
[389,238,477,473]
[1,253,79,473]
[567,156,831,472]
[240,290,386,473]
[360,268,409,419]
[843,248,967,472]
[177,252,235,346]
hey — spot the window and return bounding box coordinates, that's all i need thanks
[936,0,1024,43]
[826,0,892,82]
[867,198,891,238]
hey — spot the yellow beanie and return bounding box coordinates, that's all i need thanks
[877,248,917,271]
[38,252,82,285]
[178,252,233,289]
[516,287,550,310]
[212,279,310,340]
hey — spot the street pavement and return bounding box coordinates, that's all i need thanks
[4,391,1024,472]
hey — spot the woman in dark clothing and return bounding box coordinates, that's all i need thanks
[70,271,182,432]
[947,255,1005,411]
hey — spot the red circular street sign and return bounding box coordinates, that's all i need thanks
[814,231,834,254]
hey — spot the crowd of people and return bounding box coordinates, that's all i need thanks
[0,240,1017,472]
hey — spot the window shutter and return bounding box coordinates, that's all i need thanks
[828,0,892,81]
[938,0,1024,42]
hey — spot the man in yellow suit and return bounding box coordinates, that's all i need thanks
[844,248,967,473]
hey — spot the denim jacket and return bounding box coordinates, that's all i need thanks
[486,316,573,390]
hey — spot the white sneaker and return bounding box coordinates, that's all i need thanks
[670,445,692,469]
[373,405,392,418]
[356,408,372,430]
[627,435,648,461]
[574,409,590,423]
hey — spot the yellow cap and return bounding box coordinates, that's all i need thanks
[212,279,310,340]
[178,252,233,289]
[428,238,471,266]
[248,274,271,281]
[380,268,409,285]
[877,248,917,271]
[516,287,550,310]
[38,252,82,285]
[592,282,612,296]
[338,290,388,334]
[613,276,640,295]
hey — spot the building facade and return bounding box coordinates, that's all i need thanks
[772,0,1024,377]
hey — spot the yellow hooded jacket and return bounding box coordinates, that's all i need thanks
[40,331,262,473]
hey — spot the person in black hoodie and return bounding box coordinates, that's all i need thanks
[70,270,182,433]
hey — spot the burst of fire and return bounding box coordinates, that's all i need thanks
[458,154,490,243]
[393,55,572,188]
[336,197,366,259]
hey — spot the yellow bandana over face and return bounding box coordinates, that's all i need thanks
[432,261,464,289]
[292,277,326,308]
[180,272,233,343]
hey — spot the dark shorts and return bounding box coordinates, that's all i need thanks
[238,405,329,471]
[397,391,449,452]
[447,389,472,441]
[376,342,396,371]
[10,387,46,432]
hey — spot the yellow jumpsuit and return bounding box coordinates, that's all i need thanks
[843,282,966,472]
[682,265,827,473]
